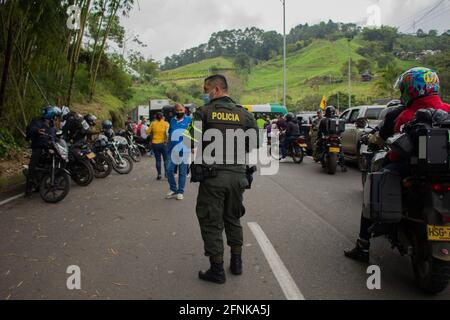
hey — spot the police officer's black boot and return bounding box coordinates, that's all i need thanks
[230,254,243,275]
[199,257,226,284]
[230,246,243,275]
[344,239,370,263]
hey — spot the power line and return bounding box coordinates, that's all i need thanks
[397,0,449,32]
[403,4,450,32]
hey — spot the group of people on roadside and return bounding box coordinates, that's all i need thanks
[126,104,193,201]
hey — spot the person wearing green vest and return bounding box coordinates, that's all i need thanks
[184,75,260,284]
[256,116,267,130]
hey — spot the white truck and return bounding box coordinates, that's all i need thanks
[130,99,171,122]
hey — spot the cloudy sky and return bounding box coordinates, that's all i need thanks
[121,0,450,62]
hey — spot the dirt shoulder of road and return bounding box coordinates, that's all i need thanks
[0,150,29,193]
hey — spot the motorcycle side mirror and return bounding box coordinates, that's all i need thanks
[355,117,368,129]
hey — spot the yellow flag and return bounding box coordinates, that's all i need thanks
[320,96,327,110]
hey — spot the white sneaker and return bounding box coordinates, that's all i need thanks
[176,194,184,201]
[166,191,176,199]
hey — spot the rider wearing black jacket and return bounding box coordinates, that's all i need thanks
[344,101,406,263]
[62,113,96,144]
[317,106,336,140]
[281,113,300,159]
[25,107,60,196]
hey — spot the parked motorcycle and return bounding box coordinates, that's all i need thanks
[89,138,113,179]
[67,141,95,187]
[97,134,134,175]
[117,130,142,162]
[364,110,450,294]
[23,134,71,203]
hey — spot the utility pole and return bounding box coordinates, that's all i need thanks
[348,38,352,109]
[281,0,286,107]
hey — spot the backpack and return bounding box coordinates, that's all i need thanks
[25,118,41,142]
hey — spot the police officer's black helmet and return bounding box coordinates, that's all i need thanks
[102,120,113,130]
[84,114,97,127]
[324,106,336,118]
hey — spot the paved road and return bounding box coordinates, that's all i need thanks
[0,156,449,300]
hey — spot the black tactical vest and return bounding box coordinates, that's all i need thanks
[202,101,247,165]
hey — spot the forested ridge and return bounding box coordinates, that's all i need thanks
[0,1,449,162]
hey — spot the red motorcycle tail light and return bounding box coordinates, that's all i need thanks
[403,180,413,189]
[432,183,444,193]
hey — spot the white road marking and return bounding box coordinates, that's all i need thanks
[0,193,24,207]
[248,222,305,300]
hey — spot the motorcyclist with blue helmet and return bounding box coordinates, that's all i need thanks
[25,106,62,196]
[101,120,115,141]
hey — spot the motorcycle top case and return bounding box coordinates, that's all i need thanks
[416,128,449,173]
[363,171,402,223]
[327,119,346,135]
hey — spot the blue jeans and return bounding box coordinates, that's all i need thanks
[153,143,168,176]
[167,159,188,194]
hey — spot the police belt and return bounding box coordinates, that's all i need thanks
[190,164,248,183]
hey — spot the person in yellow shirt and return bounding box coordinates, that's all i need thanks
[147,112,170,180]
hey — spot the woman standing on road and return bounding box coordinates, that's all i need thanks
[147,112,169,180]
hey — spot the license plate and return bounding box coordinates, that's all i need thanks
[427,225,450,241]
[86,152,96,160]
[299,144,308,148]
[329,147,340,153]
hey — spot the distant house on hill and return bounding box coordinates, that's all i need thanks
[361,72,373,82]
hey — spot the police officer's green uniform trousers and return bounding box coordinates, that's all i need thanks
[196,168,249,263]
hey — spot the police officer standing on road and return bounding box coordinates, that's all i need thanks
[185,75,260,284]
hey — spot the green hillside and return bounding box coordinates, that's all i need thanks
[159,57,234,81]
[134,38,418,110]
[242,39,366,104]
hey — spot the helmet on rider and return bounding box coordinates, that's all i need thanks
[42,106,62,120]
[324,106,336,118]
[102,120,113,130]
[386,99,402,108]
[84,114,97,127]
[285,113,295,121]
[394,67,440,107]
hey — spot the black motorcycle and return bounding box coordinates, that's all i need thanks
[89,138,113,179]
[364,110,450,294]
[316,119,346,175]
[317,134,346,175]
[67,141,95,187]
[23,135,71,203]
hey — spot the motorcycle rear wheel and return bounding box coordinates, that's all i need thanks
[412,256,450,295]
[92,154,113,179]
[326,153,337,175]
[291,146,304,164]
[71,159,94,186]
